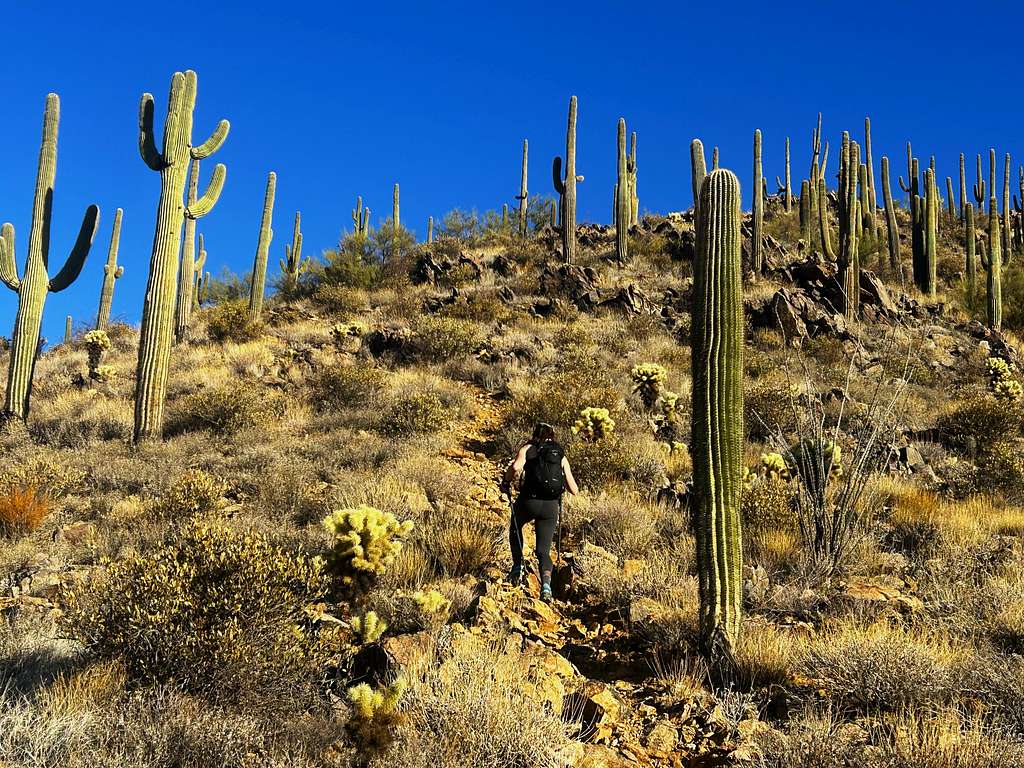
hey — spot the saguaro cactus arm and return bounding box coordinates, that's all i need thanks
[186,163,227,219]
[49,205,100,292]
[192,120,230,159]
[138,94,165,171]
[0,224,18,291]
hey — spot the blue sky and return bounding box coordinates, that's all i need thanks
[1,1,1022,342]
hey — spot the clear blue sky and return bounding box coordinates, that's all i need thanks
[1,1,1022,343]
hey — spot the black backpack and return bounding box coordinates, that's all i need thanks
[522,442,566,500]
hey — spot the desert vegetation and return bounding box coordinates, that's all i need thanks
[1,74,1024,768]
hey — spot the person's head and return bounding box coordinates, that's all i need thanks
[531,422,556,444]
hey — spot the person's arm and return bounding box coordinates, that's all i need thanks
[503,444,530,488]
[561,456,579,495]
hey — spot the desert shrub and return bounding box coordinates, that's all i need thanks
[205,299,263,343]
[584,492,660,558]
[378,393,450,436]
[170,380,288,434]
[977,441,1024,502]
[0,485,49,539]
[568,435,633,489]
[0,456,85,499]
[319,237,381,289]
[419,511,498,577]
[412,315,480,361]
[937,392,1023,452]
[381,638,575,768]
[801,623,959,714]
[742,476,794,533]
[312,284,366,317]
[322,505,414,595]
[63,519,330,707]
[745,381,798,440]
[507,369,620,434]
[151,469,227,519]
[311,363,387,411]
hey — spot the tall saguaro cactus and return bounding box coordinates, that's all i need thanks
[981,195,1006,331]
[965,202,977,297]
[959,154,967,222]
[516,139,528,236]
[615,119,630,264]
[691,168,744,661]
[552,95,580,264]
[863,117,877,239]
[628,131,638,225]
[427,216,433,244]
[1,94,99,420]
[880,157,901,273]
[752,130,764,277]
[96,207,124,330]
[837,133,860,319]
[280,211,304,292]
[174,158,202,343]
[974,154,986,211]
[134,70,229,442]
[193,235,207,310]
[248,171,276,323]
[924,168,938,297]
[779,136,792,212]
[690,139,708,233]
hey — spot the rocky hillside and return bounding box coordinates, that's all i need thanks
[2,192,1024,768]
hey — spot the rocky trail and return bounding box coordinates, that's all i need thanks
[420,387,760,767]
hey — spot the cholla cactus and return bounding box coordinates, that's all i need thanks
[93,364,116,383]
[572,406,616,441]
[322,505,414,593]
[82,329,111,380]
[631,362,668,408]
[660,390,680,420]
[759,452,791,482]
[412,589,451,616]
[351,611,387,644]
[987,357,1023,401]
[347,677,406,750]
[331,321,366,349]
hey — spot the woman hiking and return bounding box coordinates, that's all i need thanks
[503,422,579,602]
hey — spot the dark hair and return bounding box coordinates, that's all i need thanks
[531,422,556,444]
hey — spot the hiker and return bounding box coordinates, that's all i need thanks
[503,422,579,602]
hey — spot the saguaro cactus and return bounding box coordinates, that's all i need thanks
[628,131,639,225]
[691,168,744,660]
[863,117,877,239]
[924,168,938,297]
[946,176,957,225]
[690,139,707,232]
[280,211,304,293]
[134,70,229,442]
[974,154,986,211]
[248,171,276,323]
[615,119,630,264]
[174,158,202,343]
[96,207,124,330]
[959,153,967,222]
[64,316,73,345]
[1,94,99,420]
[393,183,400,235]
[752,130,764,277]
[193,235,206,311]
[837,133,860,319]
[779,136,792,212]
[799,180,811,247]
[516,139,528,236]
[552,95,581,264]
[981,195,1006,330]
[427,216,433,244]
[965,202,977,297]
[1003,153,1012,258]
[880,157,901,273]
[353,196,367,236]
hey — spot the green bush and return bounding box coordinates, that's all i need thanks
[568,435,633,489]
[412,315,480,361]
[170,380,288,435]
[509,370,620,432]
[312,284,367,317]
[319,235,381,289]
[63,519,330,707]
[205,299,263,343]
[311,364,387,411]
[378,393,450,436]
[152,468,227,519]
[937,393,1023,453]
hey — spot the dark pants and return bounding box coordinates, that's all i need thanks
[510,497,559,584]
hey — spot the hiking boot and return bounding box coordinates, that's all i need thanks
[507,566,523,586]
[540,583,553,602]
